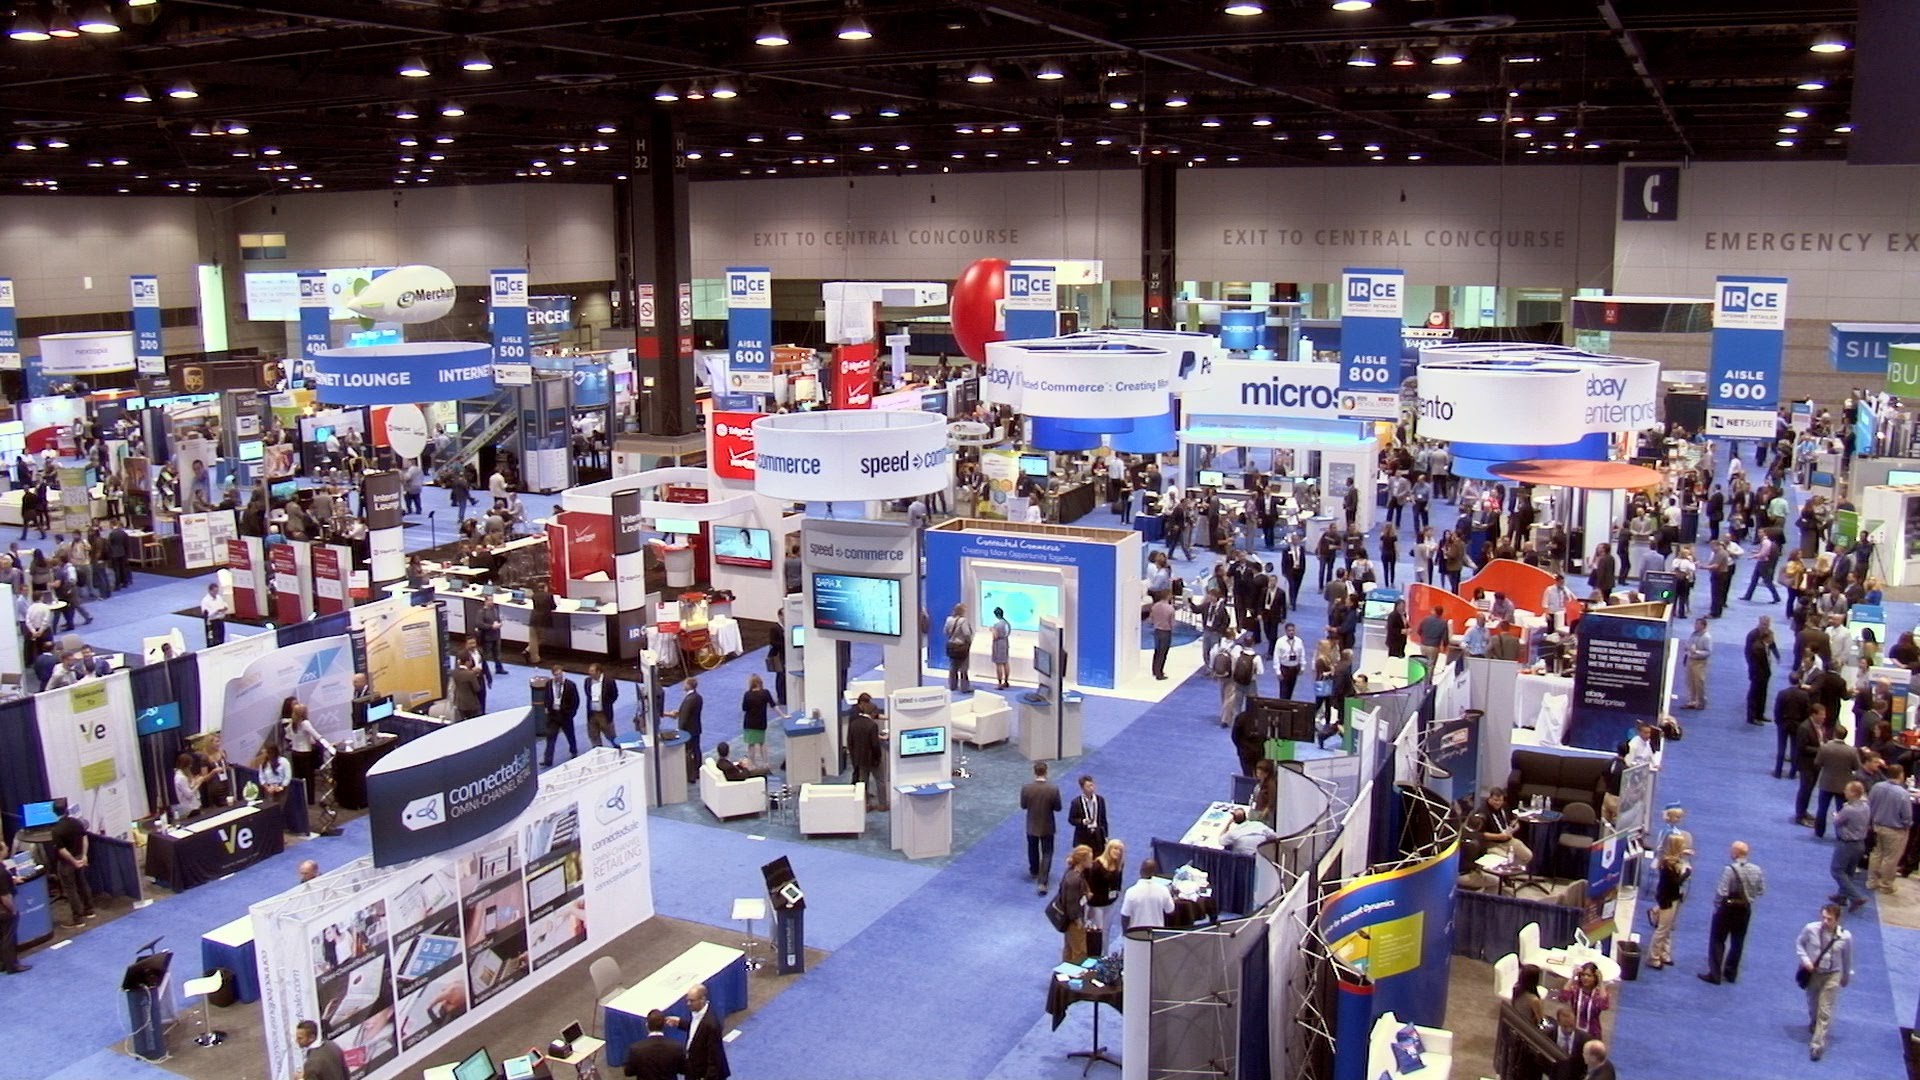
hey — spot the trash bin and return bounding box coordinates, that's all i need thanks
[208,968,237,1008]
[1615,937,1641,982]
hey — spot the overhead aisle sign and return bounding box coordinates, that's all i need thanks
[1706,275,1788,439]
[1004,263,1058,341]
[298,271,330,380]
[490,268,530,387]
[0,278,18,371]
[1338,266,1404,420]
[726,266,772,393]
[131,275,164,375]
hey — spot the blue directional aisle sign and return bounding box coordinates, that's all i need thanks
[726,266,772,393]
[131,275,163,375]
[490,268,530,385]
[1003,262,1058,342]
[0,277,17,372]
[1706,275,1787,439]
[1338,266,1405,421]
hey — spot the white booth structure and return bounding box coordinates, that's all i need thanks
[886,686,956,860]
[1859,484,1918,587]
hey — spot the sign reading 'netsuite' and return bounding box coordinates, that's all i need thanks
[366,707,539,867]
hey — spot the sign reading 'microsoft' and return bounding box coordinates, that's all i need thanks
[366,707,539,867]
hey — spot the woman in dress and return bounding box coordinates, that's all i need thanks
[990,606,1013,689]
[739,673,784,772]
[1056,845,1094,963]
[1379,522,1399,588]
[1646,832,1691,969]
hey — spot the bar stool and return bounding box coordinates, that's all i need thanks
[731,897,768,973]
[182,972,227,1046]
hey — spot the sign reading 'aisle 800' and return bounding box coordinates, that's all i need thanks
[1339,267,1406,420]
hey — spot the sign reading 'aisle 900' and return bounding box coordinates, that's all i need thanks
[1705,274,1788,439]
[1339,267,1405,421]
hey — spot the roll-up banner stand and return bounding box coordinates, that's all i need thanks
[1323,843,1462,1080]
[726,266,772,392]
[612,489,648,659]
[1004,263,1058,341]
[1338,266,1405,421]
[832,342,877,409]
[271,541,303,624]
[228,536,267,620]
[1705,275,1788,439]
[312,543,352,615]
[131,274,164,375]
[0,277,18,371]
[490,268,529,383]
[1566,611,1668,750]
[298,271,330,381]
[364,470,406,587]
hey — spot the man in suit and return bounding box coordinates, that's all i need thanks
[623,1009,686,1080]
[583,662,621,748]
[1544,1006,1595,1060]
[449,656,484,721]
[682,983,730,1080]
[1068,774,1110,853]
[1020,762,1062,894]
[1280,535,1308,609]
[294,1019,347,1080]
[106,519,133,589]
[1581,1040,1616,1080]
[1259,568,1287,653]
[543,663,581,766]
[846,703,884,810]
[667,677,703,784]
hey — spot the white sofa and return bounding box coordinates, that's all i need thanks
[798,782,866,836]
[700,759,767,820]
[950,690,1012,747]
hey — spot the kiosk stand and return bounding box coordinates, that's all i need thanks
[887,688,955,860]
[1018,618,1082,760]
[122,945,173,1062]
[762,856,807,975]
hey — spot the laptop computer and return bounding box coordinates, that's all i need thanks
[503,1054,538,1080]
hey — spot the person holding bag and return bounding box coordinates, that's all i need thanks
[1050,845,1094,963]
[943,603,974,693]
[1796,903,1853,1060]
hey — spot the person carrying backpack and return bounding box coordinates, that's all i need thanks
[1214,631,1264,728]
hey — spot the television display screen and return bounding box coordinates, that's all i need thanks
[1890,469,1920,486]
[1019,454,1049,477]
[125,396,147,411]
[1361,594,1398,621]
[1198,469,1225,488]
[238,440,265,462]
[812,573,902,637]
[367,697,395,723]
[655,518,700,535]
[898,726,947,757]
[311,426,335,444]
[1033,646,1054,678]
[979,580,1060,633]
[135,703,182,737]
[270,480,298,502]
[20,800,58,829]
[789,624,805,648]
[452,1049,494,1080]
[713,527,773,568]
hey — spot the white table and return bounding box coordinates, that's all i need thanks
[602,941,748,1064]
[1539,946,1622,985]
[1179,801,1245,848]
[709,615,743,657]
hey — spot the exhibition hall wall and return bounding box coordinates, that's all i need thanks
[0,194,209,317]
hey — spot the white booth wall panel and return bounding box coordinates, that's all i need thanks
[224,183,616,286]
[688,170,1141,281]
[0,195,205,317]
[1177,165,1617,288]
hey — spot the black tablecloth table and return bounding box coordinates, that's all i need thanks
[330,735,402,810]
[143,802,286,892]
[1054,482,1098,524]
[1046,975,1124,1075]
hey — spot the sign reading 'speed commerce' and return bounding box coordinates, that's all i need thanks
[366,708,540,867]
[751,410,951,503]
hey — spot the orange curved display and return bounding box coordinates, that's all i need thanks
[1405,558,1584,635]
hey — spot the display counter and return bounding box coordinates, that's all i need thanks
[405,578,624,656]
[1052,481,1097,524]
[144,801,286,892]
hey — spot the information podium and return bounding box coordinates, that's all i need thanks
[122,946,174,1061]
[762,856,806,975]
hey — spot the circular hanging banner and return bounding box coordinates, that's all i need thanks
[982,339,1176,418]
[39,331,135,375]
[752,410,951,502]
[310,341,495,405]
[1415,345,1660,443]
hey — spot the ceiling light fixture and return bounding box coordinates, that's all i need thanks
[596,123,617,134]
[1035,58,1065,81]
[837,12,873,40]
[755,18,789,47]
[1347,46,1377,68]
[684,81,706,101]
[8,12,50,40]
[710,80,738,100]
[1427,89,1453,100]
[1201,117,1221,128]
[1252,115,1273,126]
[1797,79,1827,91]
[123,84,153,103]
[225,121,249,135]
[746,133,765,143]
[877,103,900,116]
[966,62,994,84]
[76,4,120,33]
[1223,0,1265,15]
[46,9,77,37]
[187,123,211,137]
[654,83,679,102]
[1317,131,1336,140]
[1779,125,1799,134]
[1835,122,1853,133]
[829,108,853,121]
[1108,97,1130,110]
[395,104,421,120]
[1331,0,1372,10]
[1808,30,1848,53]
[784,131,804,141]
[1431,40,1466,66]
[12,138,34,151]
[1477,113,1499,123]
[1786,108,1810,118]
[440,101,466,117]
[167,80,199,100]
[398,53,431,78]
[460,46,493,72]
[261,146,282,156]
[1390,45,1416,67]
[1776,138,1797,147]
[1002,123,1021,132]
[1165,91,1189,108]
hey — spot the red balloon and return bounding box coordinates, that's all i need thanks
[950,258,1008,363]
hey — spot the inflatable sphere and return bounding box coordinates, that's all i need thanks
[950,258,1009,362]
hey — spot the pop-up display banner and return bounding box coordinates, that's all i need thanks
[0,277,18,372]
[367,707,540,867]
[1338,266,1405,421]
[227,536,267,620]
[981,340,1175,419]
[1322,842,1461,1080]
[832,342,877,410]
[751,410,951,502]
[131,275,164,375]
[310,342,495,406]
[1566,610,1669,750]
[1705,275,1789,439]
[38,330,135,375]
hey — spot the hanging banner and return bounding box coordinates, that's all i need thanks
[527,295,573,344]
[726,266,772,386]
[131,274,164,375]
[367,707,541,868]
[1831,322,1920,375]
[752,411,951,503]
[489,268,529,383]
[228,537,265,620]
[1706,275,1788,439]
[977,449,1019,520]
[1338,266,1405,421]
[36,674,145,839]
[710,411,764,481]
[311,343,496,407]
[1322,842,1461,1080]
[298,271,331,374]
[1888,343,1920,400]
[1566,611,1668,751]
[832,342,877,409]
[1003,263,1058,341]
[0,277,18,371]
[39,331,135,376]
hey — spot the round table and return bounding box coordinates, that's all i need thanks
[1540,947,1622,985]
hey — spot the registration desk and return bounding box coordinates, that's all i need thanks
[144,801,286,892]
[404,578,626,656]
[602,941,749,1066]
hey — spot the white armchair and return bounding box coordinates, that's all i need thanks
[700,760,767,820]
[798,782,866,836]
[951,690,1012,747]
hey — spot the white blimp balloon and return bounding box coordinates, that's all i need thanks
[343,264,458,324]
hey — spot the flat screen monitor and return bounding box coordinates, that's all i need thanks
[452,1049,494,1080]
[1198,469,1225,488]
[1018,453,1049,477]
[712,527,773,569]
[20,800,58,829]
[1362,595,1397,621]
[1033,646,1054,678]
[136,702,182,737]
[311,426,335,444]
[898,726,947,757]
[443,421,461,434]
[125,396,147,411]
[1889,469,1920,486]
[366,696,395,723]
[1248,697,1318,742]
[978,580,1060,633]
[270,480,298,502]
[812,572,902,637]
[789,624,804,649]
[655,518,699,535]
[238,440,265,462]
